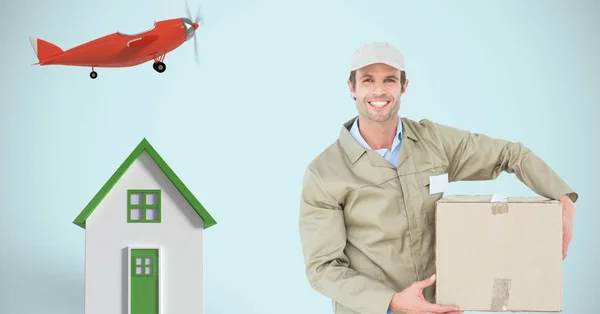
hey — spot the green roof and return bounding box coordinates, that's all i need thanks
[73,138,217,229]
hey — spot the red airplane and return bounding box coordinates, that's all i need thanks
[29,5,202,79]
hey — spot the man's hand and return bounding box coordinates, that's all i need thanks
[389,274,462,314]
[560,194,576,260]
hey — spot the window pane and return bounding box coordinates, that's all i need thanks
[130,193,142,205]
[145,258,152,265]
[136,267,142,274]
[136,258,142,265]
[145,266,152,274]
[146,193,158,205]
[130,208,141,220]
[146,209,157,220]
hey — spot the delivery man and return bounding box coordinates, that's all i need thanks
[298,42,578,314]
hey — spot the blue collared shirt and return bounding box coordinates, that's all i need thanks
[350,116,402,314]
[349,116,403,168]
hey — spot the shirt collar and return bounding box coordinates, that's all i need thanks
[349,116,403,151]
[340,115,416,164]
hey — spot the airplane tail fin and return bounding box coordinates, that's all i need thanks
[29,36,63,63]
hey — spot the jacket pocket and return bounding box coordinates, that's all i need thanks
[415,168,446,226]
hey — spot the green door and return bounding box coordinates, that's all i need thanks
[130,249,159,314]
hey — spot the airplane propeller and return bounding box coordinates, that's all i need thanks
[185,1,203,64]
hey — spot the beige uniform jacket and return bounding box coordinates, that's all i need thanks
[298,116,577,314]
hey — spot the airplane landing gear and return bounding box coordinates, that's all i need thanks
[153,62,166,73]
[90,66,98,79]
[153,54,167,73]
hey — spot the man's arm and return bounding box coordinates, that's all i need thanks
[299,166,396,314]
[430,121,578,202]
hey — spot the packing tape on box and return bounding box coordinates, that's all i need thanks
[490,277,512,311]
[490,194,509,215]
[491,203,509,214]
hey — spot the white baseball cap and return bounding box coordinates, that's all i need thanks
[350,42,406,72]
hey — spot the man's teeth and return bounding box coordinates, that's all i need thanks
[369,101,389,107]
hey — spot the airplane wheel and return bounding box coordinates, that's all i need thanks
[154,62,166,73]
[90,71,98,79]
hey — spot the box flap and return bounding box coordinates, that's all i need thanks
[438,194,558,204]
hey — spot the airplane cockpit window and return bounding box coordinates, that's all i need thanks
[117,22,157,36]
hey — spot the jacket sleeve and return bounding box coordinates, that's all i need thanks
[430,121,578,202]
[299,166,397,314]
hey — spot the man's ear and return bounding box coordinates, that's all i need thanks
[402,79,410,94]
[347,79,356,100]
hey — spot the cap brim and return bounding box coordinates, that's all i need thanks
[350,61,405,72]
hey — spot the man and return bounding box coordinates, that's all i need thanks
[298,42,577,314]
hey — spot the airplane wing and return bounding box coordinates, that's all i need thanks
[126,35,159,48]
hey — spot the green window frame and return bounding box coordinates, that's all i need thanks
[127,190,161,223]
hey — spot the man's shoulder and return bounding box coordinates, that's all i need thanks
[401,116,442,141]
[402,116,439,131]
[305,139,346,177]
[301,139,351,203]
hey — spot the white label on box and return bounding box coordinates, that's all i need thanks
[429,173,449,195]
[490,194,508,203]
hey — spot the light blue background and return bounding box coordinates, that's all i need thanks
[1,0,598,313]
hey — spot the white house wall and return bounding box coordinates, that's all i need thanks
[84,151,204,314]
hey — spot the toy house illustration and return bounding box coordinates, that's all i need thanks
[72,138,216,314]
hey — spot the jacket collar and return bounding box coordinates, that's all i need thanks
[339,116,418,164]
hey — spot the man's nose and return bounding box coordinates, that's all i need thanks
[372,82,386,94]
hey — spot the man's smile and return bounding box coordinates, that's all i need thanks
[368,100,391,108]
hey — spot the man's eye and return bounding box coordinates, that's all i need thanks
[385,79,397,83]
[363,79,373,83]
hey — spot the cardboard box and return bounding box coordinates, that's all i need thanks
[435,195,562,312]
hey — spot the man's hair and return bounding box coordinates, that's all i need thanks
[348,70,407,100]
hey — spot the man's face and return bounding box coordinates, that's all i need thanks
[348,63,408,123]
